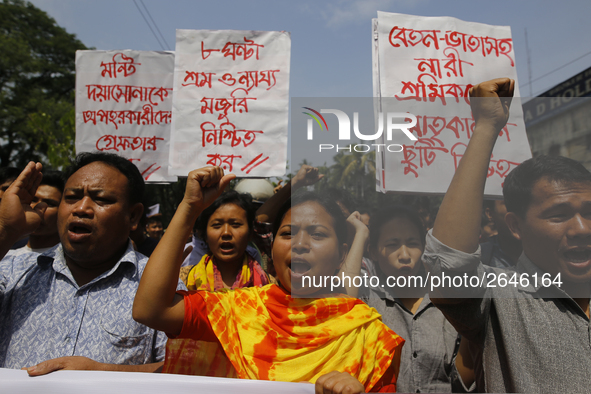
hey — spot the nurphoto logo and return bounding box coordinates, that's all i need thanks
[303,107,417,153]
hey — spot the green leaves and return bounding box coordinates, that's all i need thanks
[26,97,76,169]
[0,0,87,169]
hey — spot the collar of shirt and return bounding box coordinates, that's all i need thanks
[369,279,434,315]
[516,252,582,298]
[37,240,139,290]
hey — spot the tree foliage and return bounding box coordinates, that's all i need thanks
[0,0,87,169]
[307,148,377,203]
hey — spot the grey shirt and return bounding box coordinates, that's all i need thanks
[479,235,516,269]
[364,288,461,393]
[423,230,591,393]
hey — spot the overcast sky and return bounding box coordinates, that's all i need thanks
[28,0,591,98]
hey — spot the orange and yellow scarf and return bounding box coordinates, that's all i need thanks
[167,284,404,391]
[186,254,269,291]
[164,254,269,378]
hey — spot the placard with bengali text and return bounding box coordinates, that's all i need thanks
[75,50,177,182]
[373,12,532,196]
[169,29,290,177]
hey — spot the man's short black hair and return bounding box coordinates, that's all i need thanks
[40,170,66,194]
[66,152,145,206]
[503,155,591,218]
[195,191,255,240]
[0,167,21,184]
[146,216,162,225]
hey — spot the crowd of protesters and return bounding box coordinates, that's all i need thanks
[1,78,591,393]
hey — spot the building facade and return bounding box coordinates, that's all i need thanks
[523,66,591,171]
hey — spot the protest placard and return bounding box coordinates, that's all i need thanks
[373,12,532,196]
[168,30,290,177]
[0,368,313,394]
[75,50,177,182]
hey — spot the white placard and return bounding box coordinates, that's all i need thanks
[0,368,314,394]
[75,50,176,182]
[374,12,532,196]
[169,30,290,177]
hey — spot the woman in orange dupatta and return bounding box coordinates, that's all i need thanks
[134,167,404,393]
[164,191,270,377]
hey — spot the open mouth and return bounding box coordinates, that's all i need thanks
[397,265,413,273]
[563,248,591,265]
[219,241,235,253]
[67,221,92,242]
[68,222,92,234]
[290,260,312,277]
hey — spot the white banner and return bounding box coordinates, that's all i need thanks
[169,29,290,177]
[75,50,177,182]
[373,12,532,196]
[0,368,314,394]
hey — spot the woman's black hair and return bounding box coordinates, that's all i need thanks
[369,205,426,251]
[195,190,255,240]
[272,190,348,246]
[323,187,357,216]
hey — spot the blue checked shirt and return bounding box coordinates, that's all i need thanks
[0,241,177,369]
